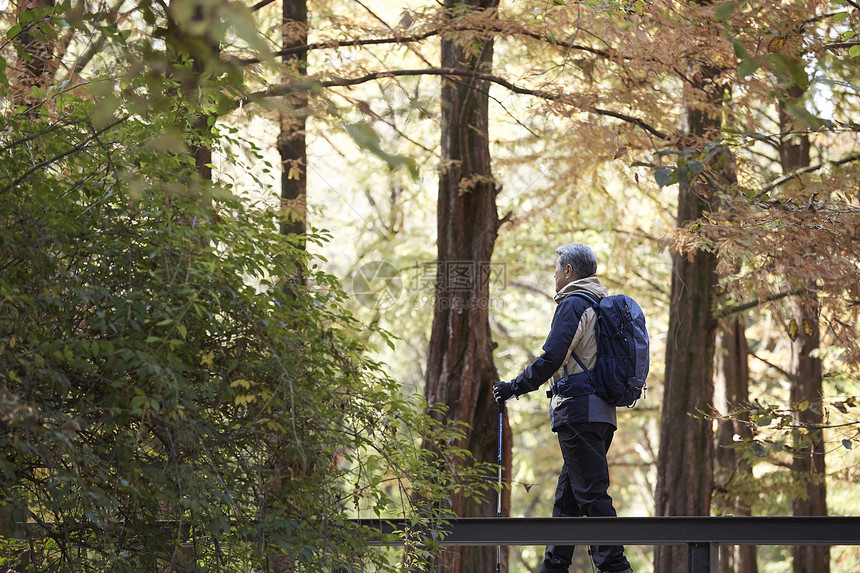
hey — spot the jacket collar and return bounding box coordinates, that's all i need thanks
[553,275,609,304]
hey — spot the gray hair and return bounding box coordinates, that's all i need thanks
[556,243,597,280]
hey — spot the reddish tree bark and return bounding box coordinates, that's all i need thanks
[654,185,717,572]
[423,1,508,571]
[654,62,724,572]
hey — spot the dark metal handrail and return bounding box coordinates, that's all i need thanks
[353,516,860,573]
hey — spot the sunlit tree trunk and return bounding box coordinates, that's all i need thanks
[424,1,507,571]
[714,316,757,573]
[779,85,829,573]
[654,181,717,572]
[654,58,725,573]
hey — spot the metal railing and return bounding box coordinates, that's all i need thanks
[354,516,860,572]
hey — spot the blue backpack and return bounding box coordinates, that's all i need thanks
[570,292,650,407]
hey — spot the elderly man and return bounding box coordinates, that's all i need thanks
[493,243,632,573]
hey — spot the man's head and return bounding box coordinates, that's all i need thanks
[554,243,597,292]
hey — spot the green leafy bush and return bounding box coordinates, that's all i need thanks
[0,82,483,572]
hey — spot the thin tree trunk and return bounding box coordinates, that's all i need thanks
[714,316,757,573]
[424,2,507,571]
[278,0,308,257]
[165,3,217,185]
[14,0,57,114]
[779,85,829,573]
[788,293,828,573]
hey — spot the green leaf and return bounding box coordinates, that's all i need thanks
[785,60,809,91]
[130,395,148,413]
[732,39,749,59]
[220,2,272,60]
[6,23,22,40]
[786,102,824,130]
[766,54,809,90]
[850,45,860,59]
[19,10,34,26]
[715,2,734,21]
[654,166,675,188]
[738,57,761,78]
[345,122,419,180]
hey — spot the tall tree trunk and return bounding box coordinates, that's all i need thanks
[714,316,757,573]
[266,3,309,572]
[278,0,308,263]
[779,85,829,573]
[654,65,724,573]
[424,2,507,571]
[654,183,717,573]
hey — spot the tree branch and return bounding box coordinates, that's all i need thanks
[68,0,125,78]
[232,25,615,66]
[823,41,860,51]
[757,153,860,197]
[245,68,670,140]
[748,351,792,379]
[251,0,276,11]
[715,288,809,318]
[593,107,670,140]
[0,116,128,196]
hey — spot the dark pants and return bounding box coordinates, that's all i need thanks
[539,422,630,573]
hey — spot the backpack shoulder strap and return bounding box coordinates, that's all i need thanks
[561,291,599,377]
[570,291,599,306]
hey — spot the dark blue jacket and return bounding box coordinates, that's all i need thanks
[510,276,617,431]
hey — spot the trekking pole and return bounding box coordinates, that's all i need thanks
[496,401,504,573]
